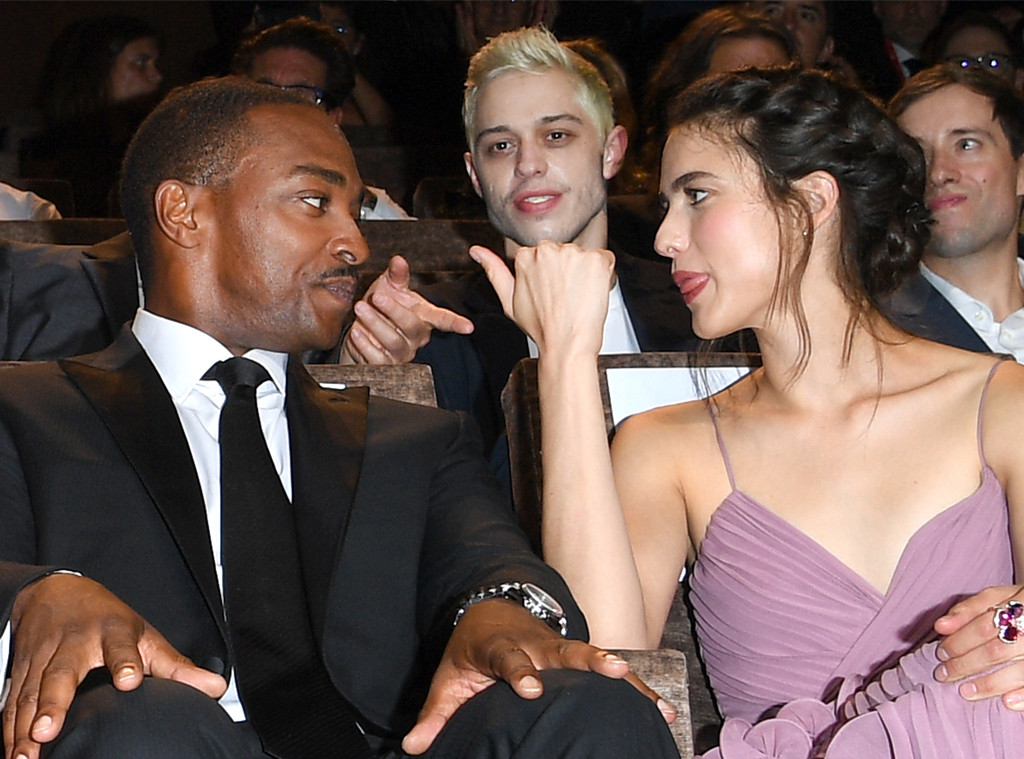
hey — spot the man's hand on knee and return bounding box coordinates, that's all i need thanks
[3,574,226,759]
[401,600,675,755]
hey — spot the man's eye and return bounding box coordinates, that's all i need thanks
[957,138,980,151]
[302,196,327,210]
[488,140,513,154]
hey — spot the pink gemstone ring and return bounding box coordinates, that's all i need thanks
[993,601,1024,643]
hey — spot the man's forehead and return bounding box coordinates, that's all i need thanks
[476,69,591,128]
[901,85,1001,137]
[246,103,356,168]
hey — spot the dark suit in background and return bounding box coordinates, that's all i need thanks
[883,272,994,353]
[0,233,136,361]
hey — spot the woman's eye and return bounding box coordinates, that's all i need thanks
[687,189,709,205]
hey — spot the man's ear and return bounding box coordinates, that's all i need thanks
[154,179,205,250]
[1014,154,1024,199]
[464,151,483,198]
[793,170,840,232]
[602,125,628,181]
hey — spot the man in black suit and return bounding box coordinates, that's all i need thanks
[416,27,706,468]
[884,65,1024,360]
[0,77,678,759]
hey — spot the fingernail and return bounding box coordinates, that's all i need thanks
[936,646,950,662]
[34,714,52,731]
[1006,693,1024,709]
[520,675,542,694]
[657,698,677,722]
[116,666,136,683]
[935,664,948,682]
[960,681,978,700]
[601,652,627,665]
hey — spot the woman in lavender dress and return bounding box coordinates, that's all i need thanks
[473,68,1024,757]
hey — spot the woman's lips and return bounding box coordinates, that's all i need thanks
[672,271,709,305]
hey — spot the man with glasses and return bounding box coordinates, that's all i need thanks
[232,17,408,220]
[932,10,1023,90]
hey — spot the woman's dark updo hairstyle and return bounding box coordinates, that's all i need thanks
[666,68,930,368]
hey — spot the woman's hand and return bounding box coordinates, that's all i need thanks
[471,241,614,359]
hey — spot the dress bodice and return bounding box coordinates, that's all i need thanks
[689,467,1012,724]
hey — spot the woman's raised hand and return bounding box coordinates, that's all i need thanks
[471,241,615,359]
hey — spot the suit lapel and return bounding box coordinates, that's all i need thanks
[285,360,368,639]
[60,330,226,635]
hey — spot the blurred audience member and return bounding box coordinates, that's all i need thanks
[641,6,797,188]
[564,37,646,195]
[249,1,394,126]
[857,0,947,98]
[232,17,410,218]
[313,2,394,125]
[929,10,1023,89]
[0,182,61,221]
[455,1,559,58]
[748,0,858,81]
[22,15,163,217]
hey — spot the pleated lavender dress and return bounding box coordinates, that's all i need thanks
[690,362,1024,758]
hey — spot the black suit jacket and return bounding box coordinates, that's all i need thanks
[0,233,137,360]
[882,272,991,353]
[0,330,585,736]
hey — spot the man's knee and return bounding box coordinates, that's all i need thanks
[427,670,679,759]
[42,675,257,759]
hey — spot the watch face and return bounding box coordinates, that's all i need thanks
[522,582,563,616]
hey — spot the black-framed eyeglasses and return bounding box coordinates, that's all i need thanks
[945,53,1014,73]
[257,80,332,109]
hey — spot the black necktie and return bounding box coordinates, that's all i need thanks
[206,357,372,759]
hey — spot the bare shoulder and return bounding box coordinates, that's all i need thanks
[978,357,1024,474]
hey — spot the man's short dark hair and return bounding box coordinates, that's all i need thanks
[889,64,1024,159]
[231,17,356,108]
[120,76,310,287]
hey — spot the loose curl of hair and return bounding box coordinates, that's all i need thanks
[665,68,930,378]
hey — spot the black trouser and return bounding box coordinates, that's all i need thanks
[38,670,680,759]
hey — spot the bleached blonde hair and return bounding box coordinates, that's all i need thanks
[463,26,614,149]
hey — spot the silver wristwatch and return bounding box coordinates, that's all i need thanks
[453,581,568,637]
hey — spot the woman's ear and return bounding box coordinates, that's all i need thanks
[793,170,840,232]
[153,179,204,249]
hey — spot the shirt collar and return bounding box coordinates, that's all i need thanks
[131,308,289,402]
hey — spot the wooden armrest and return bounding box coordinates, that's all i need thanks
[613,648,693,758]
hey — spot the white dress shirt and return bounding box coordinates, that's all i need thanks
[0,309,291,720]
[920,261,1024,363]
[527,279,641,359]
